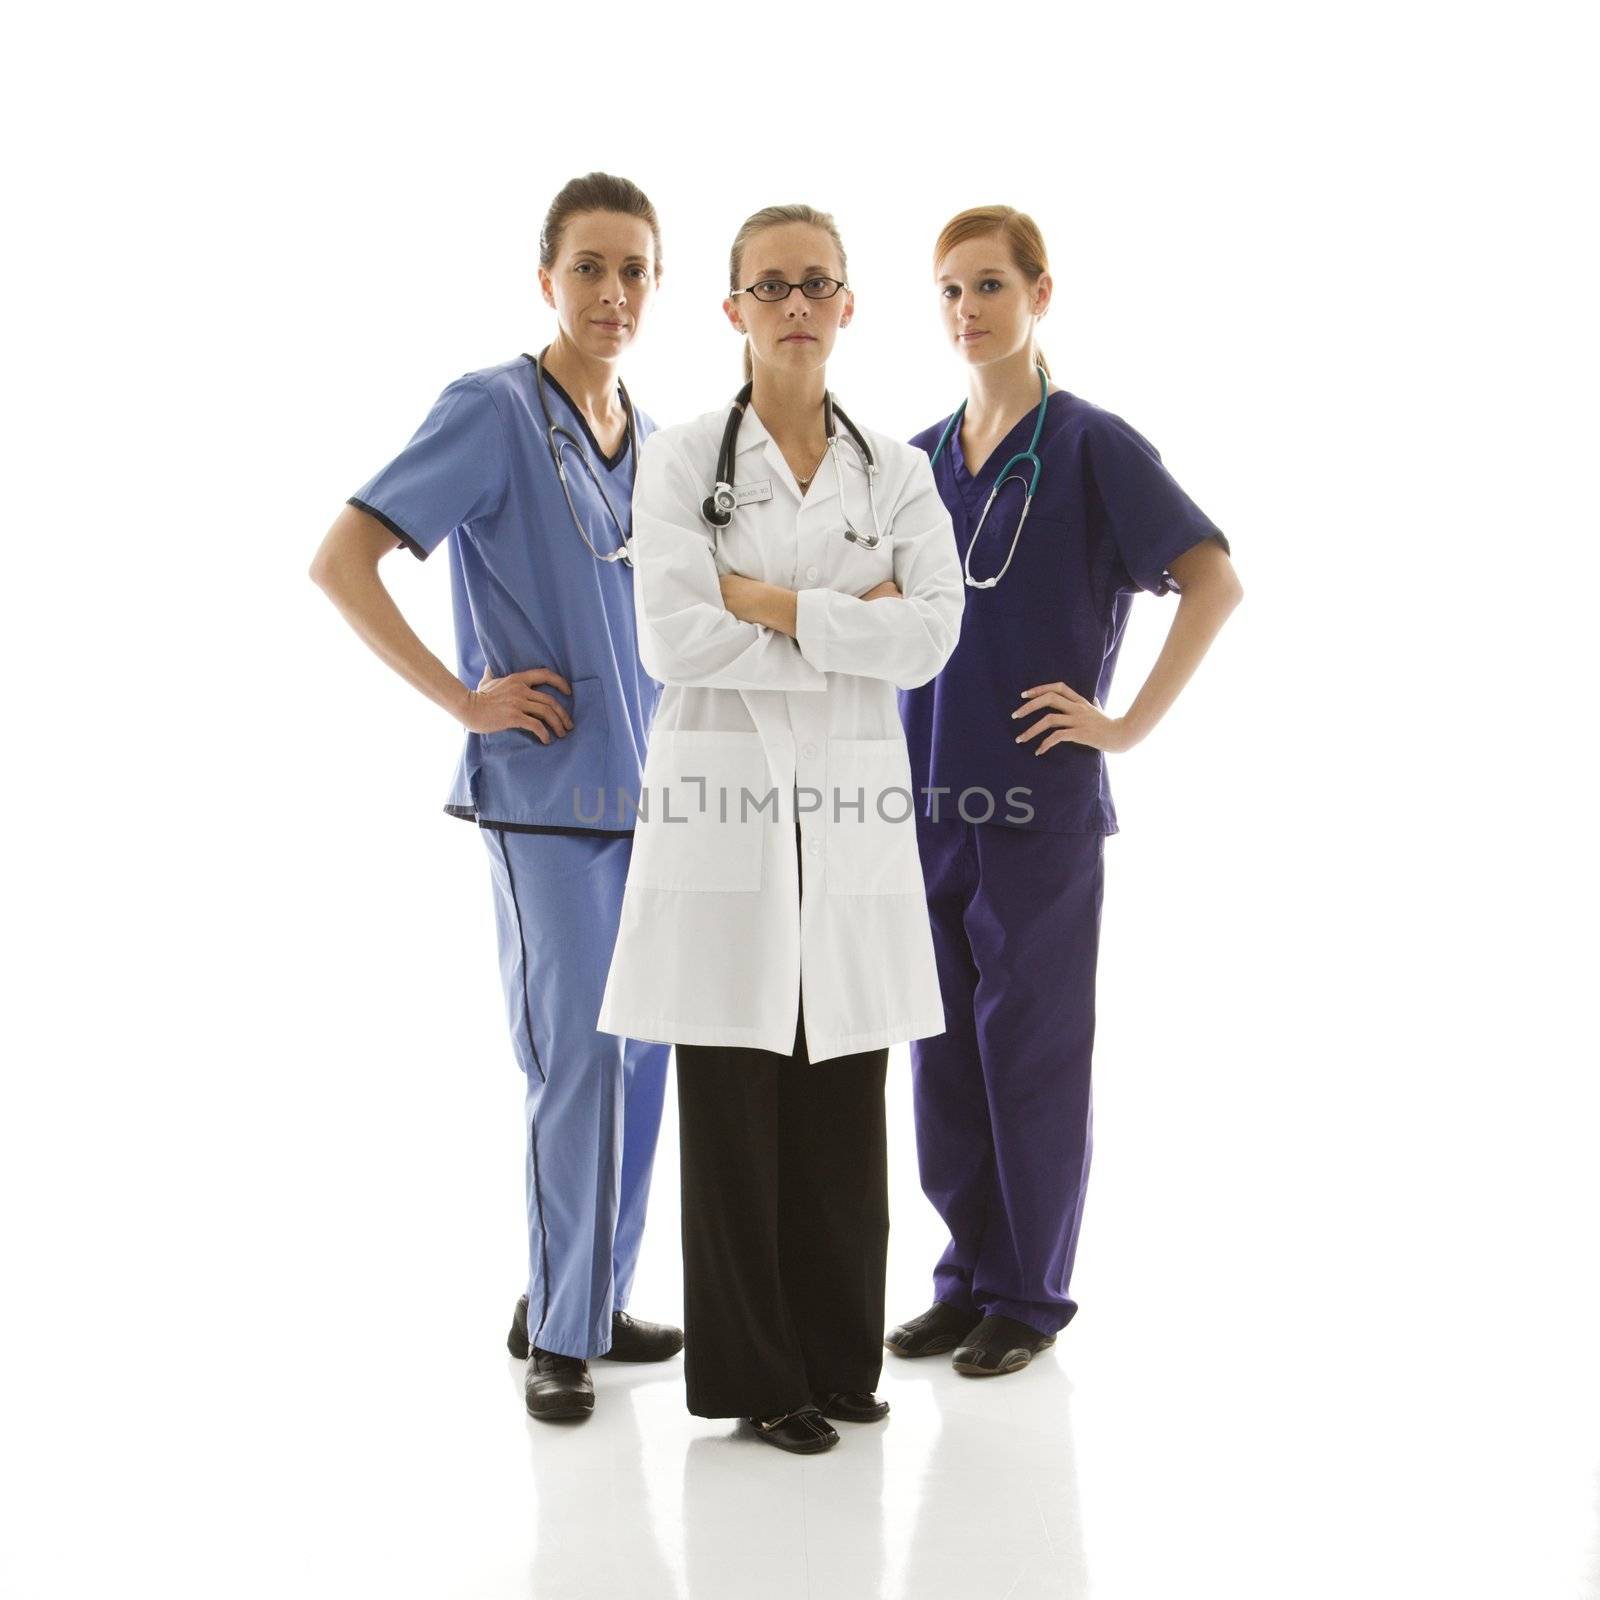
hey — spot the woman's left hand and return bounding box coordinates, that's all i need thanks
[1012,681,1138,755]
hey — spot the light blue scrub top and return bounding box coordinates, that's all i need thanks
[350,355,659,834]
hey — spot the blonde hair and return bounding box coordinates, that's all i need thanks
[728,203,849,382]
[933,205,1051,377]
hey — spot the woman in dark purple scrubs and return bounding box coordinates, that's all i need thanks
[887,205,1244,1377]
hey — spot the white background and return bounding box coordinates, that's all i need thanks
[3,3,1597,1597]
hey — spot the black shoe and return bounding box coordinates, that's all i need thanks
[950,1314,1056,1377]
[508,1295,683,1364]
[815,1390,890,1424]
[524,1348,595,1420]
[745,1406,840,1454]
[602,1309,684,1363]
[508,1294,531,1359]
[884,1301,980,1358]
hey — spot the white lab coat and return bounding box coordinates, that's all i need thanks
[596,400,965,1063]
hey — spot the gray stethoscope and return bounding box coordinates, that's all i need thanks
[529,347,637,566]
[930,364,1050,589]
[701,383,885,550]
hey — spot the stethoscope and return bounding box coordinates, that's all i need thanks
[529,347,637,566]
[930,363,1050,589]
[701,383,885,551]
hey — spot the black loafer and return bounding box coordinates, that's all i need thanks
[507,1295,683,1364]
[950,1314,1056,1377]
[524,1348,595,1420]
[815,1390,890,1423]
[746,1406,840,1454]
[884,1301,980,1358]
[602,1309,684,1363]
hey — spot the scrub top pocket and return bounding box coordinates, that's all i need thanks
[824,737,924,896]
[474,675,615,829]
[626,729,770,893]
[969,511,1079,619]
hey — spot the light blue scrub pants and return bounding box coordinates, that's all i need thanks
[482,827,670,1360]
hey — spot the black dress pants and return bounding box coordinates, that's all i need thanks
[675,1009,890,1419]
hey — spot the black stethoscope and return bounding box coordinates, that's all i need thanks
[529,347,637,566]
[701,383,885,550]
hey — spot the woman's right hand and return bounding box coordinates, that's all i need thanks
[463,667,575,741]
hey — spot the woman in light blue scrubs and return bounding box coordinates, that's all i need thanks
[309,172,682,1423]
[887,205,1244,1378]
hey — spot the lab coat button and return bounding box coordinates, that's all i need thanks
[805,565,819,581]
[802,742,818,760]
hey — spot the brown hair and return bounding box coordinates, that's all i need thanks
[539,172,663,280]
[728,203,848,381]
[933,205,1051,377]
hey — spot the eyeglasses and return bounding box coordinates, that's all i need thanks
[732,275,849,303]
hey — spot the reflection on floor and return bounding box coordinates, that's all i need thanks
[511,1348,1087,1600]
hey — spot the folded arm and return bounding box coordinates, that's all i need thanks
[632,432,828,692]
[791,455,965,689]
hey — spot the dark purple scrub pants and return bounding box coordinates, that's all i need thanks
[910,814,1105,1338]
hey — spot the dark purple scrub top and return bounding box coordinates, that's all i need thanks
[898,390,1229,835]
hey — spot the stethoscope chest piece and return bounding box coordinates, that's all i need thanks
[703,482,738,527]
[701,385,883,550]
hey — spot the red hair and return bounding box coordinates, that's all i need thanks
[933,206,1051,376]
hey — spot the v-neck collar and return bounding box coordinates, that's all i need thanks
[522,354,632,472]
[948,389,1062,488]
[737,398,847,509]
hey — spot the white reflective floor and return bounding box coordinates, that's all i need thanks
[8,1034,1598,1600]
[404,1299,1600,1600]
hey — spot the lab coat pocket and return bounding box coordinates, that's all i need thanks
[824,738,924,896]
[626,730,770,893]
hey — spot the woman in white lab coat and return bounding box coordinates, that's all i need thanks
[598,204,964,1453]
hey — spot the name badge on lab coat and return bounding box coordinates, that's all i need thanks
[732,480,773,505]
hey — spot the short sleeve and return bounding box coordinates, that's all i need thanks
[1084,411,1230,596]
[348,378,509,561]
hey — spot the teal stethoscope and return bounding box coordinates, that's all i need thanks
[930,363,1049,590]
[530,347,636,566]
